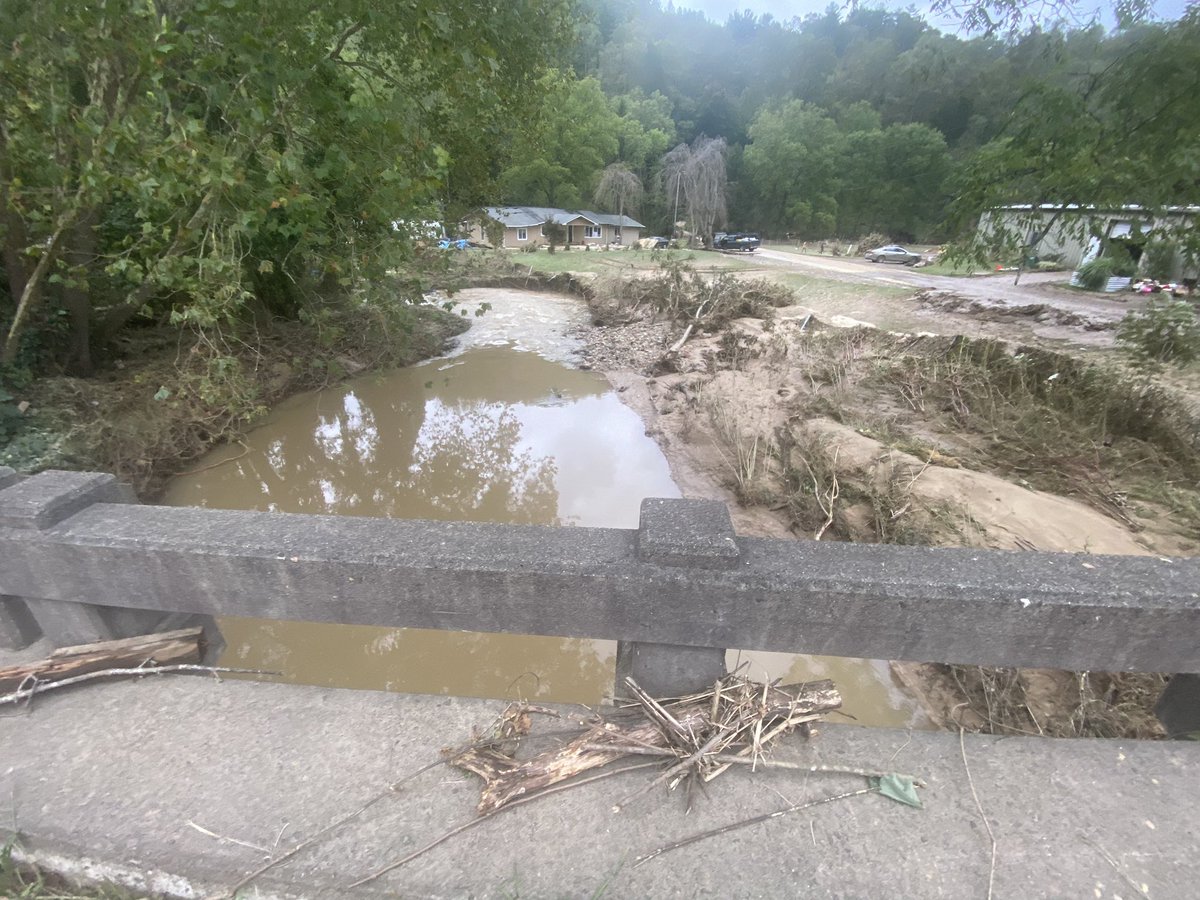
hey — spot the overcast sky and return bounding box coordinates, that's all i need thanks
[674,0,1193,31]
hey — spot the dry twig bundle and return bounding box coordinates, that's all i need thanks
[451,673,842,814]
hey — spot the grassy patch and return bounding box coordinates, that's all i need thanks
[771,272,910,304]
[914,260,993,276]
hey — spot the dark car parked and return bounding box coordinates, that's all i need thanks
[713,232,761,252]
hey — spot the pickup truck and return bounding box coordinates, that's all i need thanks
[713,232,760,252]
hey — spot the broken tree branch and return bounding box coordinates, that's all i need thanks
[0,627,206,692]
[0,663,275,707]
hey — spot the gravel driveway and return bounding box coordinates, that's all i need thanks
[752,248,1147,325]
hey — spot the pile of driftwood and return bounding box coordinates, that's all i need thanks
[453,674,843,814]
[347,672,851,888]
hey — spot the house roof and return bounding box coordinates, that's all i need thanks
[484,206,644,229]
[994,204,1200,215]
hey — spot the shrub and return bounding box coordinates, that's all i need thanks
[1141,240,1178,281]
[483,218,505,249]
[1116,299,1200,367]
[543,221,566,253]
[858,232,890,252]
[1076,256,1115,290]
[1106,243,1138,277]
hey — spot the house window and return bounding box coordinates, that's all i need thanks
[517,228,528,241]
[584,225,602,239]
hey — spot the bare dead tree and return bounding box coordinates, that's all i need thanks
[594,163,644,235]
[688,137,728,247]
[659,143,690,242]
[657,137,728,248]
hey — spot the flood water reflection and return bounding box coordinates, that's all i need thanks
[163,289,679,705]
[163,288,927,725]
[166,347,674,528]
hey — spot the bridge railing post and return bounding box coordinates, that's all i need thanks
[0,470,219,653]
[1156,674,1200,739]
[615,498,739,698]
[0,467,42,650]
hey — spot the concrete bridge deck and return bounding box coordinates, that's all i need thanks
[1,675,1195,899]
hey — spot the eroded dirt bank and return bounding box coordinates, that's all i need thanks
[575,268,1200,738]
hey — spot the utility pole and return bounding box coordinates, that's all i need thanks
[672,172,682,242]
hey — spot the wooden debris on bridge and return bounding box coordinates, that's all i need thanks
[450,672,842,814]
[0,626,205,692]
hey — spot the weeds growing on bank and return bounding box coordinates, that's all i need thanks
[0,843,145,899]
[870,336,1200,539]
[940,666,1168,740]
[771,329,1200,541]
[680,314,1198,740]
[1,274,468,497]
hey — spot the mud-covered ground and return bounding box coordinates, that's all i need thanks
[577,269,1199,738]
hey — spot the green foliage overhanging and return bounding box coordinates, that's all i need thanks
[0,0,573,373]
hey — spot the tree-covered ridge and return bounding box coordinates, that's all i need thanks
[500,0,1196,243]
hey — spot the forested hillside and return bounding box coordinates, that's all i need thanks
[495,1,1197,244]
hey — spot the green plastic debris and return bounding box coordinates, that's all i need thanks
[871,773,922,808]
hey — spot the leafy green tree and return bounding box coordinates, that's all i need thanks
[499,75,621,207]
[498,75,671,210]
[743,102,843,237]
[1117,299,1200,369]
[0,0,572,373]
[543,221,566,252]
[945,10,1200,266]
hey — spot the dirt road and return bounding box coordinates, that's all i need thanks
[751,247,1145,325]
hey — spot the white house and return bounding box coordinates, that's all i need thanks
[979,204,1198,281]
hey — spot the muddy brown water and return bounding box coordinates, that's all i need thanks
[163,288,927,727]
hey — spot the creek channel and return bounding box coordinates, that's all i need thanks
[163,288,927,727]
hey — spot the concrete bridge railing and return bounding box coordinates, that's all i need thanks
[2,467,1198,734]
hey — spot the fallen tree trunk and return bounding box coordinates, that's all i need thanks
[0,626,205,692]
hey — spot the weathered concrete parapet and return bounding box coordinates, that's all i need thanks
[0,470,161,647]
[0,470,135,530]
[0,595,41,650]
[636,497,741,570]
[2,471,1200,729]
[2,488,1200,671]
[0,469,42,649]
[617,498,735,696]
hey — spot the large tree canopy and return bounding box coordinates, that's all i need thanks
[0,0,572,372]
[497,74,673,209]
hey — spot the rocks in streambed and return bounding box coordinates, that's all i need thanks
[577,318,673,372]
